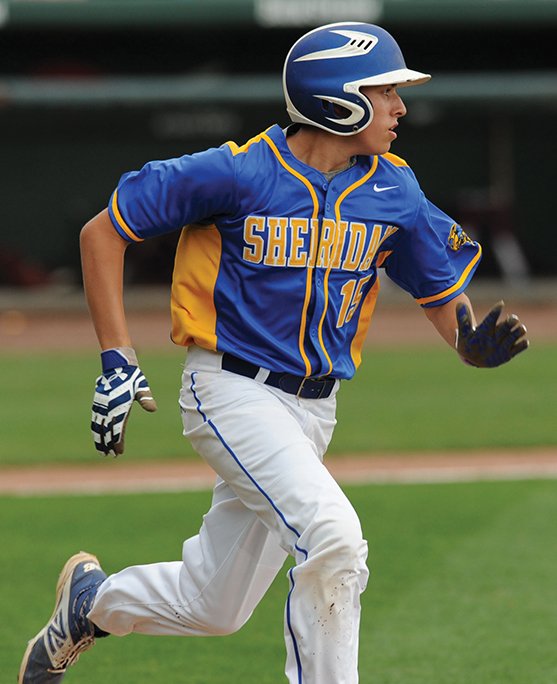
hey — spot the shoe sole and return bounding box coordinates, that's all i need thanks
[17,551,101,683]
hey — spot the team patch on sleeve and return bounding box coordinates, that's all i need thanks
[448,223,473,251]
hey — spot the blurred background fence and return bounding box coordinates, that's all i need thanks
[1,0,556,292]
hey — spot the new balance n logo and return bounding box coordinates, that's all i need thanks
[45,612,68,661]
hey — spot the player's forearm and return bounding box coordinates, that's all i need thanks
[80,209,133,350]
[424,292,476,348]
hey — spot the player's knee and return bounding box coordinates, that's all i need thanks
[331,524,368,573]
[298,517,369,602]
[203,611,250,636]
[311,514,368,574]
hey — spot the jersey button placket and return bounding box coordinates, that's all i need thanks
[307,181,334,374]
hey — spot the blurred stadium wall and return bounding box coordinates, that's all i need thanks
[0,0,556,289]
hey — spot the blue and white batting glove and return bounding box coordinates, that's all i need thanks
[455,300,529,368]
[91,347,157,456]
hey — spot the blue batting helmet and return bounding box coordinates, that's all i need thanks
[283,22,431,136]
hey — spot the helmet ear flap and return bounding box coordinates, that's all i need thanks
[312,93,373,133]
[317,95,374,132]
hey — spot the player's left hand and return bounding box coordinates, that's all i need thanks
[91,348,157,456]
[455,300,529,368]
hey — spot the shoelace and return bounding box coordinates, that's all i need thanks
[47,634,96,673]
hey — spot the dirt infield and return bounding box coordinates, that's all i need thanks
[2,449,556,496]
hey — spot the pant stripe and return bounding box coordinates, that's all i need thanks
[189,371,305,682]
[287,568,303,684]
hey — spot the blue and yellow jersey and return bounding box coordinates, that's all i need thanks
[108,124,481,380]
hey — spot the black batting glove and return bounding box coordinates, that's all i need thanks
[455,300,529,368]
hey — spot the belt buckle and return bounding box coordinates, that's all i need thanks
[296,377,309,398]
[296,376,327,399]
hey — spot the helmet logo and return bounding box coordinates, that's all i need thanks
[294,29,378,63]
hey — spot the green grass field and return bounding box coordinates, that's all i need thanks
[2,342,555,681]
[3,480,557,683]
[0,343,555,465]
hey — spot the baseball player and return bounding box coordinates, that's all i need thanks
[19,22,528,684]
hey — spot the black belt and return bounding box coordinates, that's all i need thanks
[221,353,337,400]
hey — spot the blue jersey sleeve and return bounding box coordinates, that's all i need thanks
[107,145,238,241]
[383,187,482,307]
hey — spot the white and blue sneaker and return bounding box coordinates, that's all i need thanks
[18,551,109,683]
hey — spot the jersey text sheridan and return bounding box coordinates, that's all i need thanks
[242,216,398,271]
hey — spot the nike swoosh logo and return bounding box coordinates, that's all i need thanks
[373,184,399,193]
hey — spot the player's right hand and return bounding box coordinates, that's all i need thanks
[91,348,157,456]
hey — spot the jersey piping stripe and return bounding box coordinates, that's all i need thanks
[261,131,319,377]
[381,152,409,167]
[416,243,483,305]
[225,126,274,157]
[311,157,380,375]
[111,190,143,242]
[189,371,306,683]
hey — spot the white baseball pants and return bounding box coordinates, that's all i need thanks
[89,346,369,684]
